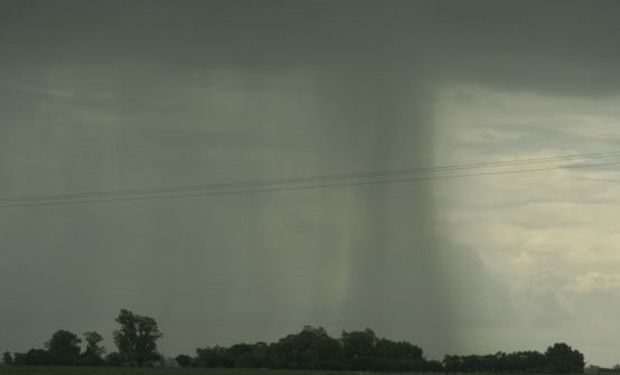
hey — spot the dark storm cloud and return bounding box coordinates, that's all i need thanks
[2,0,620,362]
[3,0,620,90]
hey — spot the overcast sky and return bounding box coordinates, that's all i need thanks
[2,0,620,366]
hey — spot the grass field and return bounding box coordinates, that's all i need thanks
[0,368,590,375]
[0,367,339,375]
[0,367,347,375]
[0,367,410,375]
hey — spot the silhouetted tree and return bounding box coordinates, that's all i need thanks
[341,328,378,359]
[545,343,585,373]
[190,326,435,371]
[175,354,192,367]
[12,353,27,365]
[3,351,13,365]
[424,359,444,371]
[375,338,423,360]
[228,343,259,367]
[113,309,163,366]
[24,349,52,365]
[195,345,233,367]
[507,350,547,371]
[104,351,124,366]
[271,326,341,369]
[81,331,105,366]
[4,317,589,373]
[252,342,273,368]
[441,345,586,373]
[443,354,464,372]
[46,330,81,365]
[375,336,424,371]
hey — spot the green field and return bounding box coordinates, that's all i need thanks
[0,367,415,375]
[0,367,590,375]
[0,368,349,375]
[0,367,344,375]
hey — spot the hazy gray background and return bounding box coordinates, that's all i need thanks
[1,0,620,366]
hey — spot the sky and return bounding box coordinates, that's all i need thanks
[1,0,620,366]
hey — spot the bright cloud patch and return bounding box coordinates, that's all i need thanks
[433,84,620,366]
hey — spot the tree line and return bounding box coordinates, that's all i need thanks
[2,309,162,367]
[1,309,586,373]
[179,326,585,373]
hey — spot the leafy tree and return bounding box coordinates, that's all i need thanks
[424,359,444,371]
[104,351,123,366]
[113,309,163,366]
[376,338,423,360]
[195,345,233,368]
[190,326,435,371]
[443,354,465,372]
[12,353,27,365]
[271,326,341,369]
[3,351,13,365]
[252,342,273,368]
[341,328,377,359]
[545,343,585,373]
[175,354,192,367]
[228,343,258,367]
[81,331,106,366]
[24,349,52,365]
[373,338,425,371]
[507,350,546,372]
[46,330,81,365]
[440,345,585,373]
[300,326,341,368]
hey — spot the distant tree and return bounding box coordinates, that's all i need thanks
[375,338,423,360]
[24,348,52,365]
[46,330,81,365]
[373,338,425,371]
[113,309,163,366]
[104,351,123,366]
[515,350,546,371]
[270,326,341,369]
[443,354,464,372]
[12,353,27,365]
[81,331,106,366]
[424,359,444,371]
[175,354,192,367]
[341,328,378,359]
[252,342,272,368]
[3,351,13,365]
[195,345,233,368]
[228,343,258,368]
[442,349,553,373]
[300,327,341,368]
[545,343,585,373]
[190,326,439,371]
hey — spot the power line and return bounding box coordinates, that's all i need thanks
[1,151,618,207]
[1,150,619,205]
[0,159,617,209]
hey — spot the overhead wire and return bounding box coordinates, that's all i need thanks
[3,149,619,203]
[0,150,618,208]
